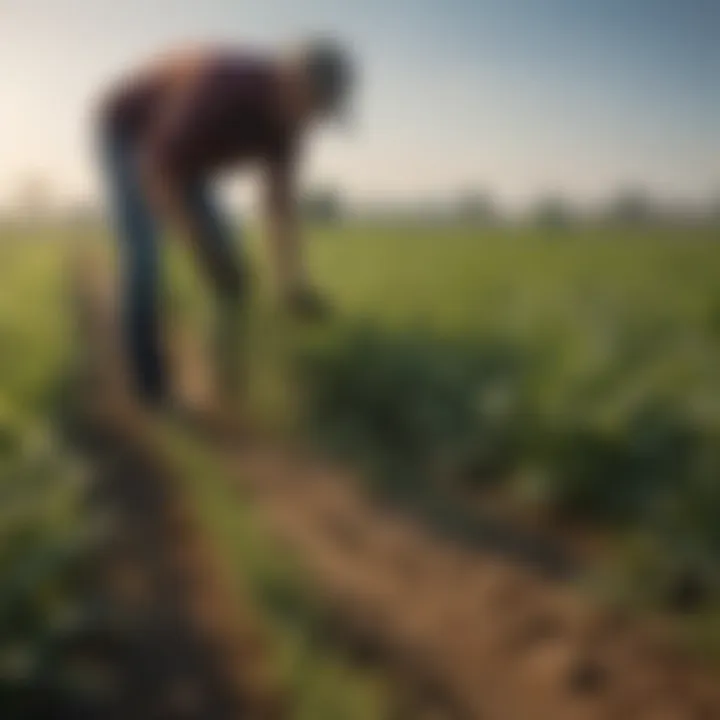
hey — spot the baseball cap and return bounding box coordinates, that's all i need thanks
[299,37,356,122]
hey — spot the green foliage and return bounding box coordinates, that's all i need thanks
[0,417,89,718]
[5,222,720,677]
[301,326,530,491]
[0,239,90,717]
[299,320,720,606]
[288,225,720,607]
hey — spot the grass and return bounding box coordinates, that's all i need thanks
[166,223,720,602]
[4,220,720,698]
[295,225,720,608]
[0,229,393,718]
[0,237,90,716]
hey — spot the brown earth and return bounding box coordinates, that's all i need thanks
[70,413,285,720]
[222,441,720,720]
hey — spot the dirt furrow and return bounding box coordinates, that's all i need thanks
[228,444,720,720]
[70,251,285,720]
[73,415,285,720]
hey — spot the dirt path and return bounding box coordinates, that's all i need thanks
[222,444,720,720]
[71,418,283,720]
[69,252,284,720]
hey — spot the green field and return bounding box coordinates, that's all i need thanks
[3,222,720,712]
[300,225,720,608]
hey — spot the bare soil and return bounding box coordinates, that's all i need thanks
[222,441,720,720]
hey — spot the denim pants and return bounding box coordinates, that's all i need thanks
[102,128,242,405]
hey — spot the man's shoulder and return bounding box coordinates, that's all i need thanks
[210,47,275,83]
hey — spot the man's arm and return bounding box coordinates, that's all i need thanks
[264,159,330,320]
[264,154,308,302]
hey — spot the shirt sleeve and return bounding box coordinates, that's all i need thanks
[265,131,301,210]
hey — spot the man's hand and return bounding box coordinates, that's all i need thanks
[284,285,332,321]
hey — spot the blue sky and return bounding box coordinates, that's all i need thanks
[1,0,718,210]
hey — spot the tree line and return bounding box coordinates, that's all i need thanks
[3,176,719,230]
[302,187,720,228]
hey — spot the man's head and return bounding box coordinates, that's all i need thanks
[279,37,355,125]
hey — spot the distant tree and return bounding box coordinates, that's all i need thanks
[607,189,655,225]
[412,198,448,225]
[302,188,343,223]
[455,191,498,225]
[711,194,720,224]
[531,196,574,229]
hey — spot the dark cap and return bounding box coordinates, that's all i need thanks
[300,38,355,120]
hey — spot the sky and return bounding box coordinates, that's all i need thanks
[1,0,719,211]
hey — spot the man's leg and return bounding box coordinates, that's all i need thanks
[185,182,248,405]
[103,131,166,405]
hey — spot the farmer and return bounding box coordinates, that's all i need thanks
[97,39,354,408]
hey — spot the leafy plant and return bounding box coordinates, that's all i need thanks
[299,326,531,492]
[0,413,90,718]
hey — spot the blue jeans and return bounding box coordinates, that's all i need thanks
[102,128,242,405]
